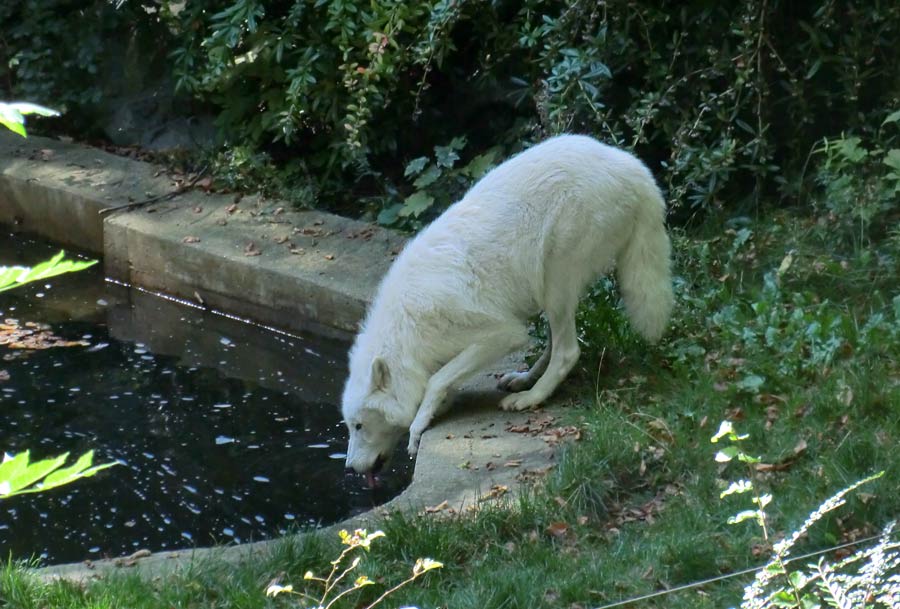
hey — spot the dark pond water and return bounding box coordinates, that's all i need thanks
[0,231,411,565]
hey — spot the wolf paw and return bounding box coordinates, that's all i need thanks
[497,370,534,392]
[407,433,421,457]
[499,391,542,411]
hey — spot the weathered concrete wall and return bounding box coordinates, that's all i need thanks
[0,132,405,335]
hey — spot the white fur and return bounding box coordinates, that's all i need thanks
[342,134,673,474]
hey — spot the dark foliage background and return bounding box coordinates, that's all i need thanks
[2,0,899,223]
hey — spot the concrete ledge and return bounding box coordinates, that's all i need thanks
[0,132,406,335]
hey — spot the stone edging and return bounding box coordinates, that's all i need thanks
[0,133,558,582]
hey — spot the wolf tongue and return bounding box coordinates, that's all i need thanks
[366,471,377,489]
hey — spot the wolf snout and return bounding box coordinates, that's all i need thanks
[345,453,387,475]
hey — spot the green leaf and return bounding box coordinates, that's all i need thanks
[404,156,428,177]
[715,446,740,462]
[882,109,900,126]
[883,149,900,174]
[736,374,765,393]
[0,102,60,137]
[7,102,60,117]
[0,251,98,293]
[772,590,798,607]
[727,509,762,525]
[788,570,808,590]
[399,191,434,218]
[1,450,119,498]
[834,137,868,163]
[0,103,27,137]
[720,479,753,498]
[711,421,733,443]
[737,452,761,464]
[804,58,822,80]
[435,137,466,168]
[6,453,68,495]
[377,203,403,226]
[711,420,749,443]
[462,149,498,179]
[754,493,773,508]
[0,452,32,492]
[35,450,119,492]
[412,164,441,189]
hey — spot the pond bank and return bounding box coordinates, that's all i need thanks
[0,132,562,581]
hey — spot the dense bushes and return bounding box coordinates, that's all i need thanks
[2,1,899,220]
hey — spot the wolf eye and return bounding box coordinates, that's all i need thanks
[355,423,363,431]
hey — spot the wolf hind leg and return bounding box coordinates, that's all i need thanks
[497,332,552,392]
[499,287,580,412]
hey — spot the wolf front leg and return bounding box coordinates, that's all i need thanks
[407,327,526,456]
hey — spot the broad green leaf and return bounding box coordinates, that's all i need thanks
[37,450,118,491]
[399,191,434,218]
[0,104,27,137]
[788,570,808,590]
[0,102,59,137]
[413,164,442,189]
[834,136,867,163]
[404,156,428,177]
[715,446,739,462]
[772,590,798,607]
[0,251,98,293]
[0,450,118,498]
[882,109,900,126]
[736,374,765,393]
[435,137,466,168]
[7,102,60,117]
[883,149,900,173]
[462,149,498,179]
[377,204,402,226]
[6,453,68,494]
[0,451,31,489]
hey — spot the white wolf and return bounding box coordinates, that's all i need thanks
[342,134,673,484]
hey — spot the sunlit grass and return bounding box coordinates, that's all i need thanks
[2,210,898,608]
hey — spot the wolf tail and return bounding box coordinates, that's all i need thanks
[616,184,674,343]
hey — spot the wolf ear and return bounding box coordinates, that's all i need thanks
[370,357,391,392]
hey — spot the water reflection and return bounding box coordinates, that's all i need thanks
[0,232,410,564]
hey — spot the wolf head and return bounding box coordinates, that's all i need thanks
[341,357,408,481]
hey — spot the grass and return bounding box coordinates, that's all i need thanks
[2,207,898,609]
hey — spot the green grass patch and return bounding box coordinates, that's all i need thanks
[2,209,898,608]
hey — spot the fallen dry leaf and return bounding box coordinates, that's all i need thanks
[1,319,90,350]
[244,242,262,256]
[425,500,449,513]
[478,484,508,502]
[545,522,570,538]
[182,236,201,244]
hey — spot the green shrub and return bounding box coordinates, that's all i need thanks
[4,1,899,218]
